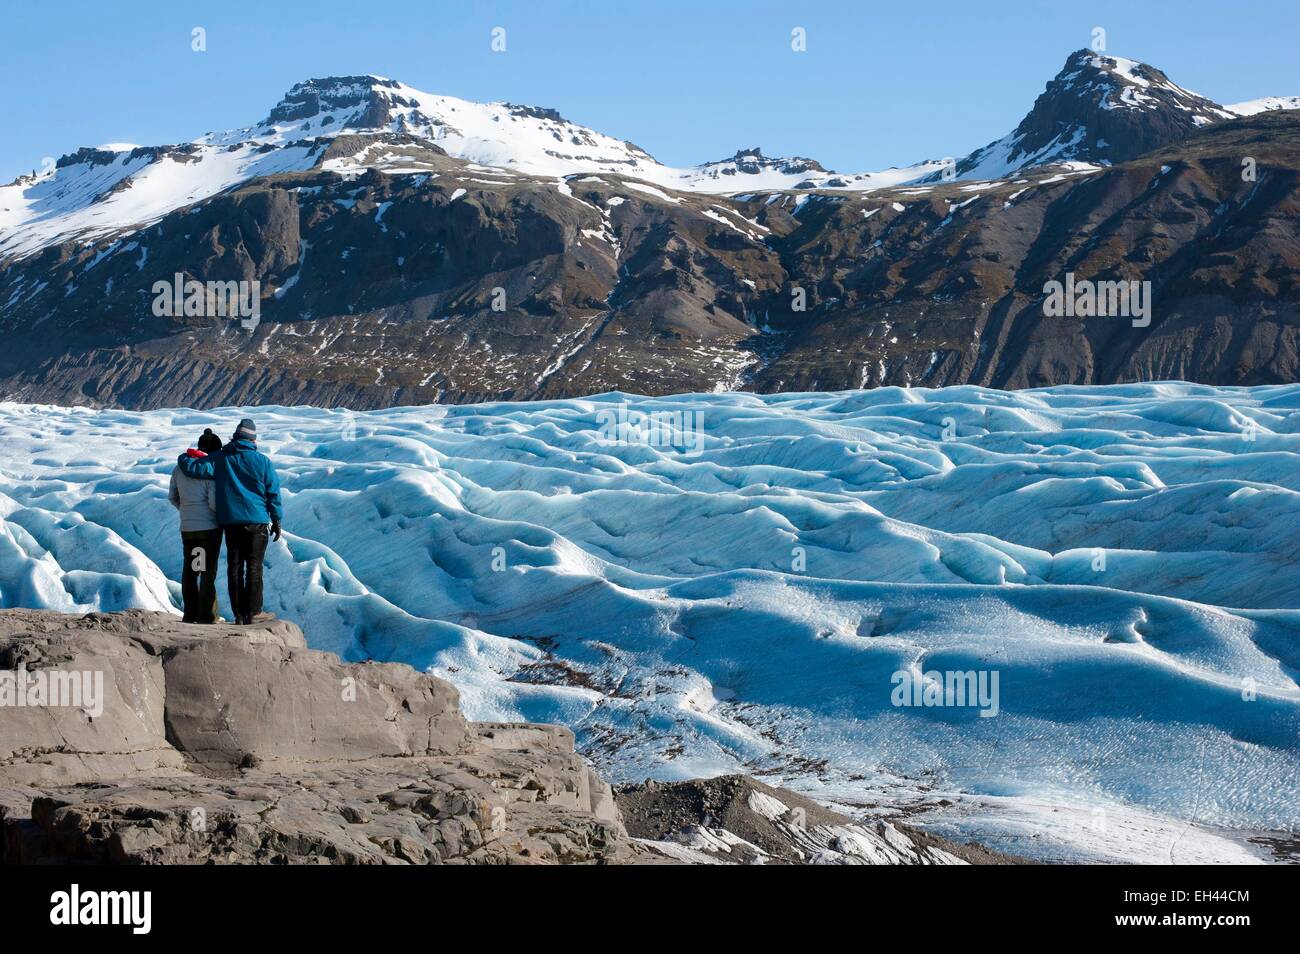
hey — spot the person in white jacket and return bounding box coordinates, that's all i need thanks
[169,429,224,623]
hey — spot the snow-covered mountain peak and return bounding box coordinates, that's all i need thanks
[685,147,832,186]
[705,147,826,175]
[223,74,660,179]
[952,49,1236,180]
[1054,50,1233,122]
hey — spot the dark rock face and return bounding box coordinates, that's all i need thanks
[506,104,567,123]
[54,147,123,170]
[265,75,406,126]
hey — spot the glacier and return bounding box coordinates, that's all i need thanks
[1,382,1297,863]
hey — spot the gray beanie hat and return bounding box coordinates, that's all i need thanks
[234,418,257,441]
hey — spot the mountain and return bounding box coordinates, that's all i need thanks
[952,50,1237,179]
[0,51,1297,408]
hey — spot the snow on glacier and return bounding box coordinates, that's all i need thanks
[1,383,1298,863]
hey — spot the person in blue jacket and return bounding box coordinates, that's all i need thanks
[176,417,282,625]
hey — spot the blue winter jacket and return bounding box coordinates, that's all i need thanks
[176,439,283,527]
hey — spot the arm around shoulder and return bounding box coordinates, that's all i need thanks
[177,453,216,480]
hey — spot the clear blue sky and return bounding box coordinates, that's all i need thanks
[3,0,1297,182]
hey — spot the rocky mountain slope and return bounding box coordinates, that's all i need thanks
[0,51,1296,408]
[0,609,999,864]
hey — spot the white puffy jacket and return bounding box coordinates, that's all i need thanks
[169,464,218,532]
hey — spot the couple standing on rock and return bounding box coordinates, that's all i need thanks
[167,417,283,624]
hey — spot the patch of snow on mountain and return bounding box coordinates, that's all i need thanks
[958,127,1100,182]
[1226,96,1300,116]
[0,144,317,259]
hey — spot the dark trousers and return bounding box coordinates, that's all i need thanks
[224,524,269,622]
[180,528,223,623]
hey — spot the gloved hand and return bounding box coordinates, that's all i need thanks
[271,522,282,542]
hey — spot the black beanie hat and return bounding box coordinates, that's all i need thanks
[197,428,223,453]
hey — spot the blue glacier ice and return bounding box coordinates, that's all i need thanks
[1,382,1297,862]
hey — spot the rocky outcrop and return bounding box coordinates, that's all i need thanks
[615,776,1027,865]
[0,609,628,864]
[0,609,1016,865]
